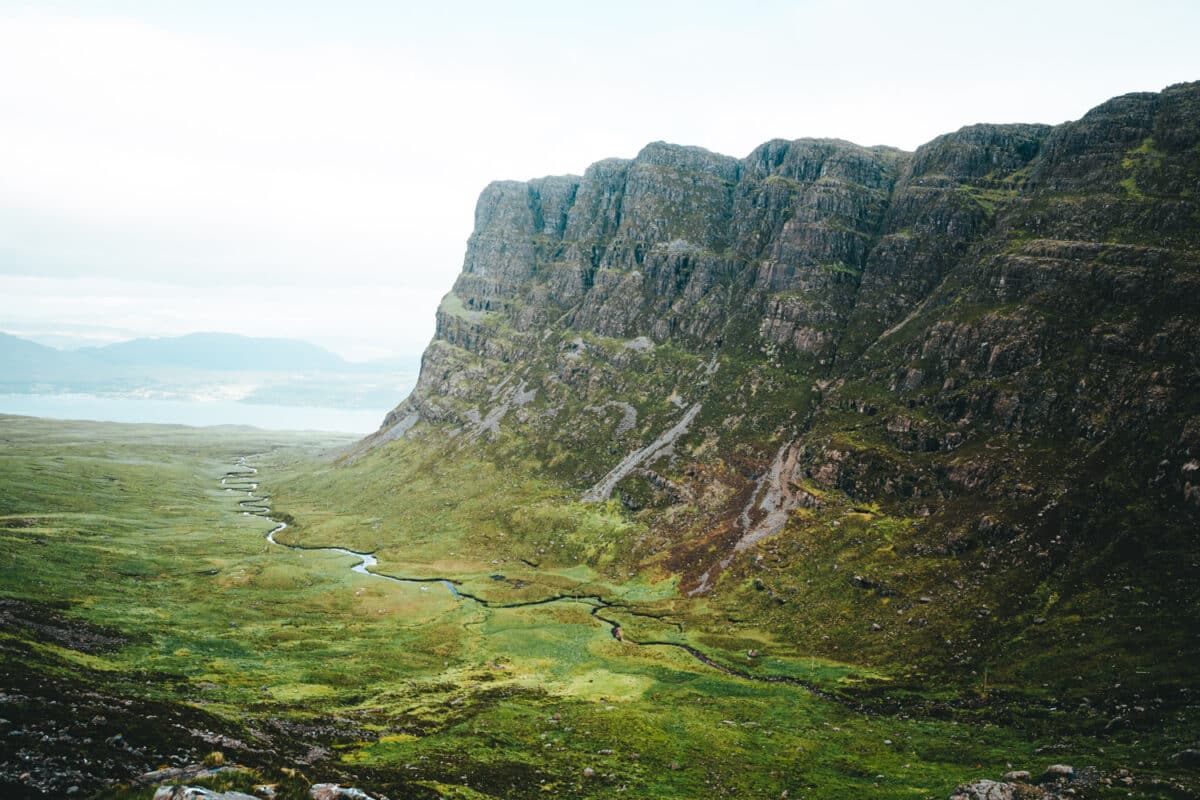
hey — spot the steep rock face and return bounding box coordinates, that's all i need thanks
[377,82,1200,674]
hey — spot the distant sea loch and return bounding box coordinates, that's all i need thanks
[0,393,385,433]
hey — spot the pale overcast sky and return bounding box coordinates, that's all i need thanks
[1,1,1196,359]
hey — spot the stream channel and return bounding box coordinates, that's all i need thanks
[221,456,844,702]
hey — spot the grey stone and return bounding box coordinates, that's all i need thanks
[310,785,376,800]
[948,780,1017,800]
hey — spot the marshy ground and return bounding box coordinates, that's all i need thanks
[0,415,1194,799]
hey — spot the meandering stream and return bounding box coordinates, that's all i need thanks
[222,456,848,704]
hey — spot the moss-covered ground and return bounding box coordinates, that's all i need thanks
[0,414,1194,799]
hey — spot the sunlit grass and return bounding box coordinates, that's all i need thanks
[1,414,1193,799]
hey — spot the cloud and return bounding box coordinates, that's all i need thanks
[0,11,491,289]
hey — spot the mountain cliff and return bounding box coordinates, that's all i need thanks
[358,83,1199,691]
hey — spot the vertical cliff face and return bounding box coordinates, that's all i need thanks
[395,135,912,434]
[374,82,1199,675]
[430,137,912,356]
[402,113,1101,422]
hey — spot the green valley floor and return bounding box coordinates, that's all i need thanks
[0,415,1194,799]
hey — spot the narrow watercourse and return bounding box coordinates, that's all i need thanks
[222,456,855,707]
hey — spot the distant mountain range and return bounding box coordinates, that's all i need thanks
[75,332,350,372]
[0,331,419,408]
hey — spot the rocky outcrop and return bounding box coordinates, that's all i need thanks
[386,86,1191,436]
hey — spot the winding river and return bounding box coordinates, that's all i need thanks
[222,456,848,704]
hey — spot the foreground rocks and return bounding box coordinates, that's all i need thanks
[310,784,378,800]
[949,781,1019,800]
[950,763,1072,800]
[0,599,271,799]
[137,765,251,787]
[151,780,378,800]
[154,787,259,800]
[947,762,1161,800]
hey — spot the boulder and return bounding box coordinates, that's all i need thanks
[1041,764,1074,782]
[310,785,376,800]
[1173,748,1200,765]
[948,780,1017,800]
[153,787,259,800]
[138,765,244,786]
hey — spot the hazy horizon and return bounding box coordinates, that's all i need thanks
[0,326,419,431]
[0,325,418,363]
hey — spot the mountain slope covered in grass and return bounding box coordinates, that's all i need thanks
[313,80,1200,742]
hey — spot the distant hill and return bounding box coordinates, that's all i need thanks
[0,332,60,367]
[0,332,92,388]
[80,332,349,372]
[0,331,419,407]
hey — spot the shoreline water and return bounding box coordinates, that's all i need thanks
[0,393,384,434]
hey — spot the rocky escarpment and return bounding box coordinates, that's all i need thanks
[374,82,1200,683]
